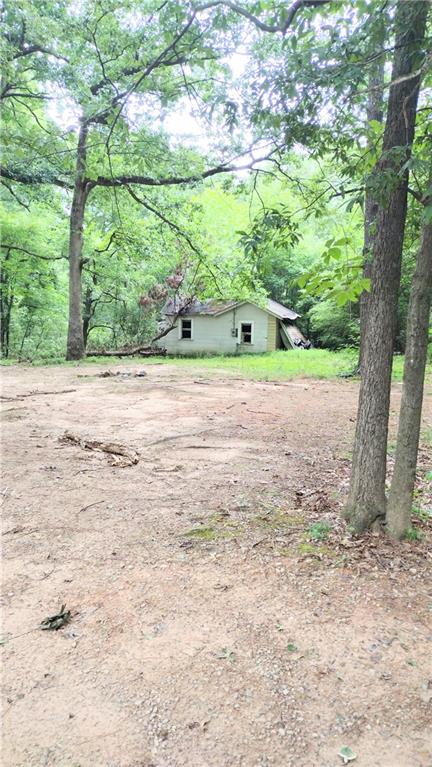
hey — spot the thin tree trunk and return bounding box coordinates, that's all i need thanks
[345,0,429,532]
[386,218,432,538]
[82,285,93,350]
[66,122,90,361]
[359,46,385,374]
[1,295,13,359]
[0,248,12,358]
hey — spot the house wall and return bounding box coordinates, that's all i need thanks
[157,303,271,355]
[267,314,277,352]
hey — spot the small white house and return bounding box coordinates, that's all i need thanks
[156,298,308,355]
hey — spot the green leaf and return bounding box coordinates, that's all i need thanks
[287,643,298,652]
[326,247,342,260]
[338,746,357,764]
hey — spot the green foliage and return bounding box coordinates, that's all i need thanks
[308,521,332,541]
[1,0,429,362]
[297,236,369,307]
[309,300,360,350]
[412,506,432,522]
[404,527,424,542]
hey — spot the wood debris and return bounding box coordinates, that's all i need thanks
[59,431,139,467]
[40,605,71,631]
[98,370,147,378]
[86,345,165,357]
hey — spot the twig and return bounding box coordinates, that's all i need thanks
[76,499,107,518]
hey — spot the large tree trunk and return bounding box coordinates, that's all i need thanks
[66,122,90,361]
[344,0,429,532]
[386,218,432,538]
[358,42,385,374]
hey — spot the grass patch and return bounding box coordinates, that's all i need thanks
[255,510,304,529]
[308,521,332,541]
[421,427,432,448]
[297,542,334,556]
[1,349,427,384]
[181,527,217,540]
[404,527,425,542]
[161,349,357,381]
[181,523,238,540]
[412,505,432,522]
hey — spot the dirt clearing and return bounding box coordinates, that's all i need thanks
[1,362,431,767]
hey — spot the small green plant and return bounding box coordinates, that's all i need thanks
[181,527,215,540]
[216,647,236,662]
[309,521,332,541]
[412,505,432,521]
[404,527,424,542]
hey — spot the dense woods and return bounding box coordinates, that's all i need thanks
[1,0,431,539]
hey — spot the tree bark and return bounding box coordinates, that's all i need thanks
[0,248,12,358]
[66,122,90,361]
[359,40,385,374]
[345,0,429,532]
[386,217,432,538]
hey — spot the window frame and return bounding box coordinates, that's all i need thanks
[240,320,254,345]
[179,317,193,340]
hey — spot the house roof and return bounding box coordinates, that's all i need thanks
[163,297,299,320]
[266,298,299,320]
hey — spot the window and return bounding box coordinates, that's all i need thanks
[240,322,253,344]
[180,318,193,340]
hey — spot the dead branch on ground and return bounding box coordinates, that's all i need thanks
[59,431,139,467]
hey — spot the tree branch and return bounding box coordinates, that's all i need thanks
[0,180,31,210]
[92,148,277,188]
[0,165,72,190]
[125,186,202,255]
[0,244,65,261]
[194,0,331,34]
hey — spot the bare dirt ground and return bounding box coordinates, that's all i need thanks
[2,362,431,767]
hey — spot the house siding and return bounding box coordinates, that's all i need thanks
[158,303,270,355]
[266,315,277,352]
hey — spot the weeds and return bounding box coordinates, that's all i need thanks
[404,527,424,542]
[308,521,332,541]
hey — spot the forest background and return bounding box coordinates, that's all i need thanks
[2,0,429,363]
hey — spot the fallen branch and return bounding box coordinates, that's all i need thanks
[86,345,166,358]
[1,388,76,401]
[59,431,139,467]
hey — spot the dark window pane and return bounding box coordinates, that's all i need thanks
[241,323,252,343]
[181,319,192,339]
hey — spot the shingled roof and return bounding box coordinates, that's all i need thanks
[163,298,299,320]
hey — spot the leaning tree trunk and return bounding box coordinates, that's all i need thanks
[66,122,90,361]
[345,0,429,532]
[386,218,432,539]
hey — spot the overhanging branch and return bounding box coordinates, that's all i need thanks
[0,165,72,190]
[92,148,277,188]
[194,0,331,34]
